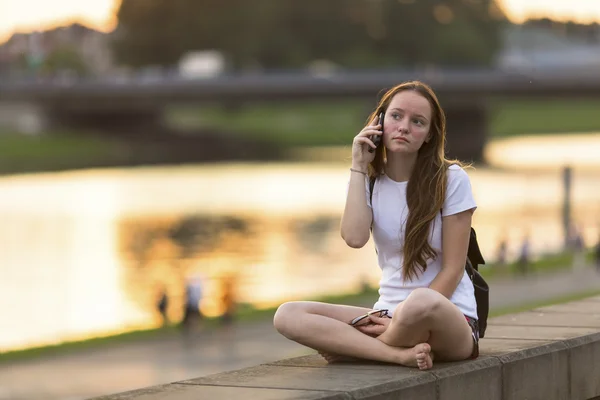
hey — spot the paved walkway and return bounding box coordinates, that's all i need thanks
[1,267,599,400]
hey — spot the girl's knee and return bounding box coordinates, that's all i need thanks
[407,288,443,308]
[273,301,305,337]
[396,288,443,325]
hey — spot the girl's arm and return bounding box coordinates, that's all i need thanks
[341,114,382,248]
[429,209,474,298]
[340,172,372,248]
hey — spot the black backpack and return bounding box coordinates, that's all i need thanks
[369,177,489,338]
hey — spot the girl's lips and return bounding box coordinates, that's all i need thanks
[393,137,409,143]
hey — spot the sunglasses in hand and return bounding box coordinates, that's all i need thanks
[349,309,390,326]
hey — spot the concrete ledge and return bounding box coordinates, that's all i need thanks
[91,296,600,400]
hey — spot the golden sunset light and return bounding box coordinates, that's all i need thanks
[1,0,600,44]
[0,0,118,42]
[500,0,600,24]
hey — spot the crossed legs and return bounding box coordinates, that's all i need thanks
[273,288,475,369]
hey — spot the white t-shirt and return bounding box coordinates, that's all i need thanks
[366,165,478,319]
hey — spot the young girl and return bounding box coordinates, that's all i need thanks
[273,81,479,370]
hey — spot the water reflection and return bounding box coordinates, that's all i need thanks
[119,215,252,320]
[485,132,600,171]
[1,134,600,353]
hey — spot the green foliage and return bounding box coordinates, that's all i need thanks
[165,98,600,148]
[41,46,88,76]
[112,0,507,69]
[479,251,577,280]
[0,132,121,174]
[490,99,600,137]
[165,100,368,146]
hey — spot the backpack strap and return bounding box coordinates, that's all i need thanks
[368,176,378,254]
[468,228,485,269]
[369,176,376,232]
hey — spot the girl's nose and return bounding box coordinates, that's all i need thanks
[397,123,409,133]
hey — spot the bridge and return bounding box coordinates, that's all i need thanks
[2,68,600,161]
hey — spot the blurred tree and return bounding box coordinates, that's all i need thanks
[113,0,183,67]
[41,46,88,76]
[112,0,507,69]
[381,0,506,67]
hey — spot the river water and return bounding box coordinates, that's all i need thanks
[1,133,600,353]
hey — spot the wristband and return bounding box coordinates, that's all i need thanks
[350,168,367,175]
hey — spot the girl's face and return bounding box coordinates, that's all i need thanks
[382,91,432,154]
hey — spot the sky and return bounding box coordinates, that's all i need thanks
[0,0,118,42]
[1,0,600,43]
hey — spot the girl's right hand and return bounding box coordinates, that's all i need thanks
[354,315,391,337]
[352,115,382,170]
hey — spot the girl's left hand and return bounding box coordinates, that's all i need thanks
[355,315,391,337]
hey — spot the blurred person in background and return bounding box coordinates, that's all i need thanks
[220,274,238,326]
[181,275,204,334]
[496,234,508,270]
[156,286,169,327]
[569,224,586,270]
[517,233,530,275]
[274,81,479,371]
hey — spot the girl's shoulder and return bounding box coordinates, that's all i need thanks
[447,163,470,179]
[445,164,474,193]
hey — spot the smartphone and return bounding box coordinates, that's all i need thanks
[368,112,384,153]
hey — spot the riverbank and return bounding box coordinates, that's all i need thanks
[0,126,285,176]
[0,250,594,364]
[2,99,600,174]
[167,98,600,146]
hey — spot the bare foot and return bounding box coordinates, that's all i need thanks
[397,343,434,370]
[415,344,434,370]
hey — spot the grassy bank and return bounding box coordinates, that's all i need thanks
[478,250,583,280]
[0,131,125,174]
[489,98,600,137]
[2,98,600,175]
[166,98,600,147]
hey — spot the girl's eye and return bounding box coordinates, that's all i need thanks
[392,113,400,119]
[413,119,424,126]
